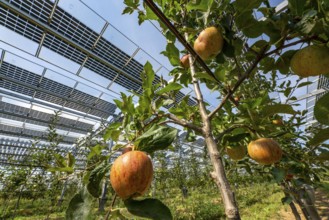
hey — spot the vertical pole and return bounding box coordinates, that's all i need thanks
[57,179,68,206]
[99,140,113,212]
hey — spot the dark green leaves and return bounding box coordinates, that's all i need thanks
[234,0,264,38]
[263,104,296,116]
[134,125,178,153]
[124,198,173,220]
[288,0,306,16]
[281,196,293,205]
[272,167,285,183]
[66,188,94,220]
[314,92,329,125]
[275,50,296,75]
[309,128,329,146]
[87,161,110,198]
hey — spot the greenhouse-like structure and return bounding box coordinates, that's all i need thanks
[0,0,328,219]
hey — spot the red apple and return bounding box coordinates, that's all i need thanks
[110,151,153,199]
[180,54,190,69]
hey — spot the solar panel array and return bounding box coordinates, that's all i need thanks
[0,61,116,118]
[0,100,94,133]
[0,0,197,168]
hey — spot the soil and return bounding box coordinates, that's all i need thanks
[278,189,329,220]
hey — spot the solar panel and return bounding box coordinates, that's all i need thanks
[0,61,116,118]
[0,124,76,144]
[0,101,93,134]
[0,1,197,108]
[0,6,43,43]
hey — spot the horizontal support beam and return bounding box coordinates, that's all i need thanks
[287,88,326,104]
[0,89,102,121]
[0,109,90,133]
[0,129,75,145]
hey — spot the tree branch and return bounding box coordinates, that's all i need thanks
[265,36,317,57]
[166,113,203,134]
[215,124,256,143]
[209,46,268,119]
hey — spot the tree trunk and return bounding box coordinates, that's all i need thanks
[12,189,22,220]
[289,202,301,220]
[281,183,301,220]
[206,136,240,219]
[57,180,68,206]
[99,180,108,212]
[185,32,240,219]
[297,187,321,220]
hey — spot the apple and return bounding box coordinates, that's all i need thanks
[247,138,282,165]
[180,54,190,69]
[194,27,224,61]
[272,119,284,126]
[110,151,153,199]
[290,45,329,77]
[226,145,246,161]
[234,96,240,102]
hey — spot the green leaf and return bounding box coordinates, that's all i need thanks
[156,83,183,95]
[66,152,75,168]
[309,128,329,146]
[186,0,213,12]
[142,62,155,90]
[288,0,306,16]
[103,122,121,141]
[161,43,180,66]
[275,50,297,74]
[314,92,329,125]
[262,104,296,116]
[66,187,94,220]
[194,72,217,81]
[124,198,173,220]
[123,0,139,8]
[145,5,158,20]
[281,196,293,205]
[297,81,313,88]
[233,0,263,12]
[134,125,178,153]
[54,153,66,168]
[122,7,134,15]
[87,144,105,160]
[87,161,110,198]
[272,167,285,183]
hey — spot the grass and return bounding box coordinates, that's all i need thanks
[0,182,314,219]
[236,183,285,220]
